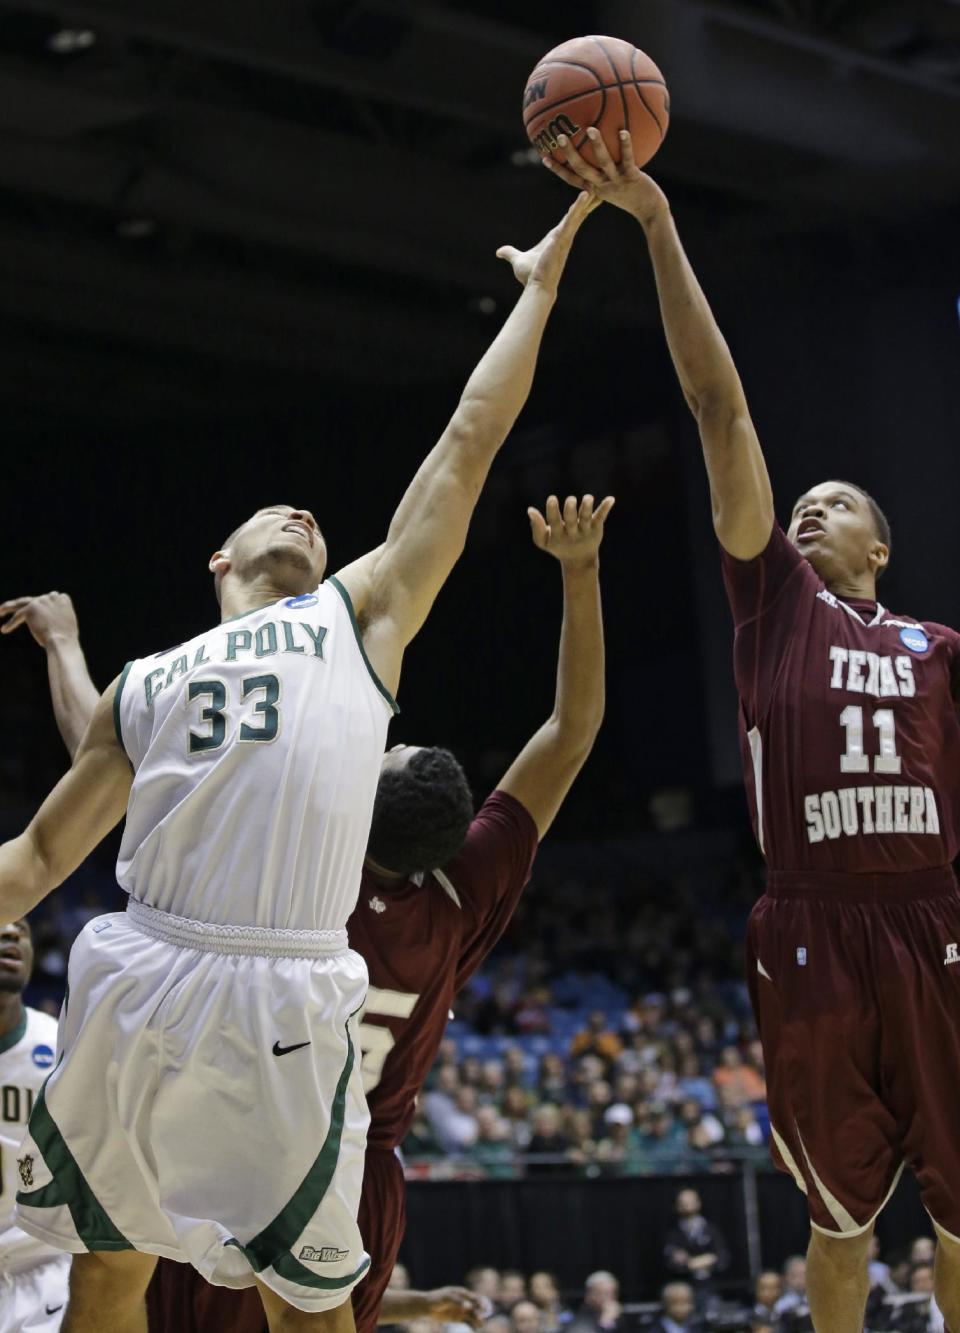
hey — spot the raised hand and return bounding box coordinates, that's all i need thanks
[496,189,600,294]
[0,592,80,647]
[528,494,615,566]
[544,128,670,228]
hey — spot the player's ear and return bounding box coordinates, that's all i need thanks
[870,540,889,577]
[209,549,230,576]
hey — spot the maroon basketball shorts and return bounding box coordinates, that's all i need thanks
[146,1259,265,1333]
[747,866,960,1240]
[146,1148,405,1332]
[353,1146,407,1333]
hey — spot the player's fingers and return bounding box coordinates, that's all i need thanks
[0,597,31,615]
[586,127,618,182]
[527,507,549,548]
[495,245,518,263]
[556,134,606,187]
[541,156,587,190]
[594,495,616,525]
[544,494,562,531]
[562,495,578,530]
[579,494,595,526]
[618,129,639,174]
[0,611,27,634]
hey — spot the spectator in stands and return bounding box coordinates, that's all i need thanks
[595,1103,638,1173]
[465,1106,515,1179]
[910,1237,936,1267]
[467,1267,501,1308]
[502,1086,534,1150]
[499,1273,528,1313]
[562,1107,596,1168]
[663,1189,729,1312]
[676,1054,718,1111]
[724,1106,766,1157]
[774,1258,807,1316]
[511,1301,543,1333]
[479,1058,506,1102]
[504,1045,531,1088]
[538,1052,569,1103]
[526,1104,571,1175]
[513,987,552,1036]
[529,1271,571,1331]
[753,1271,782,1322]
[868,1235,895,1294]
[568,1271,623,1333]
[570,1011,623,1064]
[677,1098,724,1149]
[712,1045,765,1107]
[640,1104,686,1165]
[650,1282,702,1333]
[882,1264,942,1333]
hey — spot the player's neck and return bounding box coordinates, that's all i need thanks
[0,991,24,1038]
[219,574,296,623]
[363,856,406,884]
[825,574,877,604]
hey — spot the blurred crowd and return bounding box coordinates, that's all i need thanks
[390,1226,946,1333]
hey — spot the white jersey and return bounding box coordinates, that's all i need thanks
[115,580,398,931]
[0,1006,60,1273]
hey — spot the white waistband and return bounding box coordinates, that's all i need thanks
[125,898,348,959]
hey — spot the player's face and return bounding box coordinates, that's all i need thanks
[224,505,328,593]
[0,920,33,994]
[379,743,424,775]
[786,482,887,586]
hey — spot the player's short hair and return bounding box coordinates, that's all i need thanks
[833,481,892,579]
[367,747,474,875]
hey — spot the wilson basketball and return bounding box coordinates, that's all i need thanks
[522,35,669,170]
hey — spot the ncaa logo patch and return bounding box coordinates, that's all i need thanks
[899,626,929,654]
[32,1044,54,1070]
[285,593,319,609]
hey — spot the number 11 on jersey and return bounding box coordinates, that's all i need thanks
[840,705,901,775]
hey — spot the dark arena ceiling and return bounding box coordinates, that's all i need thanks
[0,0,957,426]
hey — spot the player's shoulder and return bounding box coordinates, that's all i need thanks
[24,1005,58,1041]
[455,791,538,861]
[0,1006,57,1073]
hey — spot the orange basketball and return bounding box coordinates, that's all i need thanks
[522,35,669,171]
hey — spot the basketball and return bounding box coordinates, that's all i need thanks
[522,35,669,171]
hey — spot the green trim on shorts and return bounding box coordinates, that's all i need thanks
[112,661,135,755]
[327,576,400,715]
[16,1078,133,1251]
[227,1015,362,1287]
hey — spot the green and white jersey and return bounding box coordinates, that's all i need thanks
[0,1006,60,1271]
[115,581,398,931]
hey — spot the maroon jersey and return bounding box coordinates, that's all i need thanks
[349,789,538,1150]
[722,524,960,875]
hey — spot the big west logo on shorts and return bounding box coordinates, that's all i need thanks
[299,1245,350,1263]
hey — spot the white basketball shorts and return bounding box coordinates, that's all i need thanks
[0,1253,70,1332]
[14,901,371,1314]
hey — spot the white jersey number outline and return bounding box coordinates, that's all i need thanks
[355,986,419,1093]
[839,705,902,775]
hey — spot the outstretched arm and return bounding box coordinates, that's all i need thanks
[378,1286,486,1327]
[338,192,599,694]
[498,493,611,838]
[0,593,99,759]
[0,680,131,920]
[546,130,774,560]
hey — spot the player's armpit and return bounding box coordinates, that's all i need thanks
[696,397,775,560]
[0,678,131,920]
[329,544,386,620]
[497,717,596,840]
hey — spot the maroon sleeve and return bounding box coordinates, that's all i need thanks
[720,524,819,724]
[449,790,539,992]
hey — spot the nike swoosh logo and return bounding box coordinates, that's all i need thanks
[45,1306,64,1316]
[272,1040,310,1057]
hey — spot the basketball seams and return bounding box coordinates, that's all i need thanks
[630,46,665,139]
[524,80,664,130]
[590,35,629,145]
